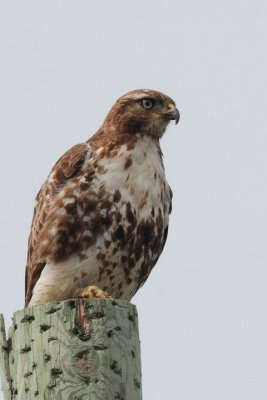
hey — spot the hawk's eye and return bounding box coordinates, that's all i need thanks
[141,99,154,109]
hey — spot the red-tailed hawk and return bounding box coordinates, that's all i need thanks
[25,89,179,307]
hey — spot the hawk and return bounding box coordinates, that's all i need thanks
[25,89,179,307]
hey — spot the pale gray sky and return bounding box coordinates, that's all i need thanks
[0,1,267,399]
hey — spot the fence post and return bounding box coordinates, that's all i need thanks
[0,299,142,399]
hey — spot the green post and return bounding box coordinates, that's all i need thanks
[0,299,142,399]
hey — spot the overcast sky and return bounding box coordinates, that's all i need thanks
[0,1,267,399]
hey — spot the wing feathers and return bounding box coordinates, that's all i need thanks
[25,143,91,306]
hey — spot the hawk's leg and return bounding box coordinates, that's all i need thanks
[74,285,112,300]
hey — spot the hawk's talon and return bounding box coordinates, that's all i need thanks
[74,285,113,300]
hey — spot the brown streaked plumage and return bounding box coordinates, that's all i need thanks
[25,89,179,307]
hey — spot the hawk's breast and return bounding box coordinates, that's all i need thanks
[28,135,171,305]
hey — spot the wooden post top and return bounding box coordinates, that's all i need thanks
[0,299,142,400]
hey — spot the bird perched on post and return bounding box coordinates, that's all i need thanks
[25,89,179,307]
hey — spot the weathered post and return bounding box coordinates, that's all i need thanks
[0,299,142,399]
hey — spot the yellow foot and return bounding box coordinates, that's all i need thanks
[74,285,112,300]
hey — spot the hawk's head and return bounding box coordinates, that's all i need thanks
[103,89,179,138]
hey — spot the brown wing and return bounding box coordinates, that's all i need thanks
[25,143,91,306]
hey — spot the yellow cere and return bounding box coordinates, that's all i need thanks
[167,103,175,109]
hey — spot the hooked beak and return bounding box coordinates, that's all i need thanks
[164,103,180,125]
